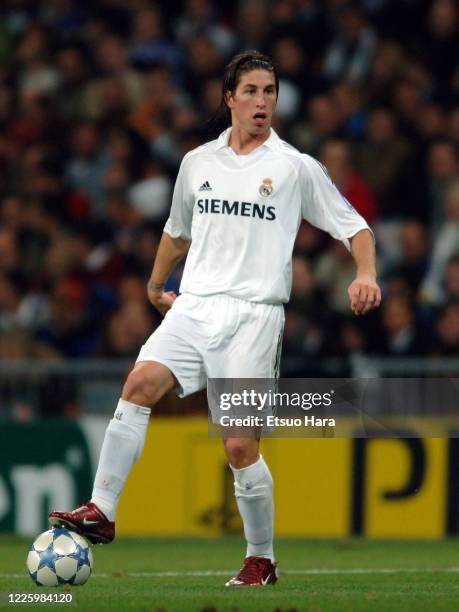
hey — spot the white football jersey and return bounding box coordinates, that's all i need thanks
[164,128,371,304]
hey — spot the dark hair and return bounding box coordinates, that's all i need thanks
[211,51,279,129]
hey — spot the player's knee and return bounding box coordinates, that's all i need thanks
[224,439,257,469]
[122,364,170,407]
[122,370,154,406]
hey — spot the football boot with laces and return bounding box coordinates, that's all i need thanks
[49,502,115,544]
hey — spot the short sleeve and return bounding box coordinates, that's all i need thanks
[299,155,374,251]
[163,155,194,241]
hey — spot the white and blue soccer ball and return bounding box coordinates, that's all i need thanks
[26,528,93,586]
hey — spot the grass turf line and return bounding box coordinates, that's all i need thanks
[1,536,459,611]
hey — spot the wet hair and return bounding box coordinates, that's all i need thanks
[211,51,279,128]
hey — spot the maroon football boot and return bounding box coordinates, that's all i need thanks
[49,502,115,544]
[225,556,278,586]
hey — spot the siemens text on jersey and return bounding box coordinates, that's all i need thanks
[196,199,276,220]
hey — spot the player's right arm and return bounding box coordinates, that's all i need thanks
[147,233,190,315]
[147,153,194,315]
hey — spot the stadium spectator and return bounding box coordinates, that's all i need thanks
[35,277,99,358]
[427,140,459,231]
[236,0,271,52]
[339,317,366,354]
[443,255,459,302]
[319,139,378,223]
[55,45,90,120]
[129,64,182,144]
[330,82,366,140]
[294,220,329,261]
[129,6,183,74]
[64,122,107,216]
[292,94,343,154]
[0,228,20,274]
[422,0,459,99]
[175,0,236,57]
[355,107,415,218]
[103,300,156,358]
[380,295,430,356]
[315,240,357,315]
[0,196,26,232]
[388,221,430,297]
[366,42,406,107]
[431,300,459,355]
[282,254,337,374]
[184,34,224,100]
[0,272,25,332]
[16,24,58,97]
[0,0,458,372]
[200,76,223,118]
[416,103,447,144]
[421,182,459,303]
[38,0,83,36]
[322,3,377,86]
[128,160,172,221]
[271,37,306,121]
[447,108,459,145]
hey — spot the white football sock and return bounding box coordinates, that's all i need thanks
[91,399,151,521]
[230,454,275,562]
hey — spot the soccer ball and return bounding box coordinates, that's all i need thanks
[26,528,93,586]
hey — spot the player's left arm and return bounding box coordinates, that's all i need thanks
[299,156,381,316]
[348,228,381,315]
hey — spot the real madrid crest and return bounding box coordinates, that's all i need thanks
[259,177,273,197]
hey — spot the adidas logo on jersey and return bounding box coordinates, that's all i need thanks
[199,180,212,191]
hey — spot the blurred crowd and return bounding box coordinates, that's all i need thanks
[0,0,459,378]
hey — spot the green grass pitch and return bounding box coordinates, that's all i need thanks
[2,536,459,611]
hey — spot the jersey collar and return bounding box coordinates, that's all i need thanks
[215,127,282,152]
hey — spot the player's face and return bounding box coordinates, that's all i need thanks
[226,69,277,135]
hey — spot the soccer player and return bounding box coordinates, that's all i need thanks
[49,51,381,586]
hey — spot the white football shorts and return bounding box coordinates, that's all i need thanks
[136,292,284,397]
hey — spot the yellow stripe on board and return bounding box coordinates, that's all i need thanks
[117,418,447,538]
